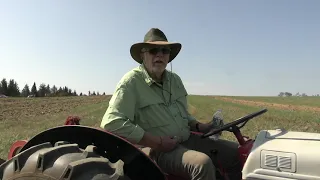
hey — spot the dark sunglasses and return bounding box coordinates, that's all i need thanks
[143,47,171,55]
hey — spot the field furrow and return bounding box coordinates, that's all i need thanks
[215,96,320,112]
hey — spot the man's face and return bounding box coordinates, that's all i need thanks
[141,46,171,75]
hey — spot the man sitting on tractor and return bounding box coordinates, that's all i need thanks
[100,28,242,180]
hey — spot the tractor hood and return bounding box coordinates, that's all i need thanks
[265,129,320,141]
[242,129,320,180]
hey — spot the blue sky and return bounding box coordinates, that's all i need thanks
[1,0,319,96]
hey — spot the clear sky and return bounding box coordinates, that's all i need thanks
[1,0,319,96]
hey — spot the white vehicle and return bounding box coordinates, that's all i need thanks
[242,128,320,180]
[0,94,7,98]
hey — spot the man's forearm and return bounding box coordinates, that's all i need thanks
[187,114,210,133]
[137,132,162,149]
[189,120,210,133]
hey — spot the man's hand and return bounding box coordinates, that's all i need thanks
[138,132,178,152]
[154,136,178,152]
[198,123,212,133]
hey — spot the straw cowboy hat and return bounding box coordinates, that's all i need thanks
[130,28,182,64]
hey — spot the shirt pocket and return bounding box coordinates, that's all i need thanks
[136,99,171,130]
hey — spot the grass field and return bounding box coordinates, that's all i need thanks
[1,95,320,160]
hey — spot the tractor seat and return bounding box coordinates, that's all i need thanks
[137,145,152,156]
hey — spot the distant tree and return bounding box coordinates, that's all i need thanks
[31,82,38,96]
[1,77,104,98]
[278,92,293,97]
[103,92,105,95]
[284,92,292,97]
[72,90,77,96]
[7,79,20,96]
[46,84,51,96]
[64,86,69,94]
[0,78,8,95]
[38,83,47,97]
[51,85,57,95]
[21,84,31,97]
[58,87,63,93]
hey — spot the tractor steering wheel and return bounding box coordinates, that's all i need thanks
[201,108,268,138]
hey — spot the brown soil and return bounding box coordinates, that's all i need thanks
[0,96,111,121]
[215,97,320,112]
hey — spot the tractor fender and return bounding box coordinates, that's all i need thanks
[18,125,167,180]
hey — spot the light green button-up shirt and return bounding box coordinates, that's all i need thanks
[100,64,197,144]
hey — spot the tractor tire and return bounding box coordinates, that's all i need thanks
[0,141,130,180]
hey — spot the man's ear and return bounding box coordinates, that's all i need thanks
[140,53,145,64]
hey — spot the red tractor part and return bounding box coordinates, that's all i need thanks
[0,109,267,180]
[7,140,27,160]
[64,115,81,125]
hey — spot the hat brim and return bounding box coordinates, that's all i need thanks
[130,41,182,64]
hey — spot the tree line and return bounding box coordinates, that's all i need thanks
[0,78,105,97]
[278,92,319,97]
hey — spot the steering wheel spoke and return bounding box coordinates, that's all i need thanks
[201,108,268,139]
[226,127,233,132]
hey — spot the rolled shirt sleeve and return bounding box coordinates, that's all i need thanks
[100,83,145,144]
[187,113,197,122]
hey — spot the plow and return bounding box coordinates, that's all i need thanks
[1,108,320,180]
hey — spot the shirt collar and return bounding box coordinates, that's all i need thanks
[139,64,170,86]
